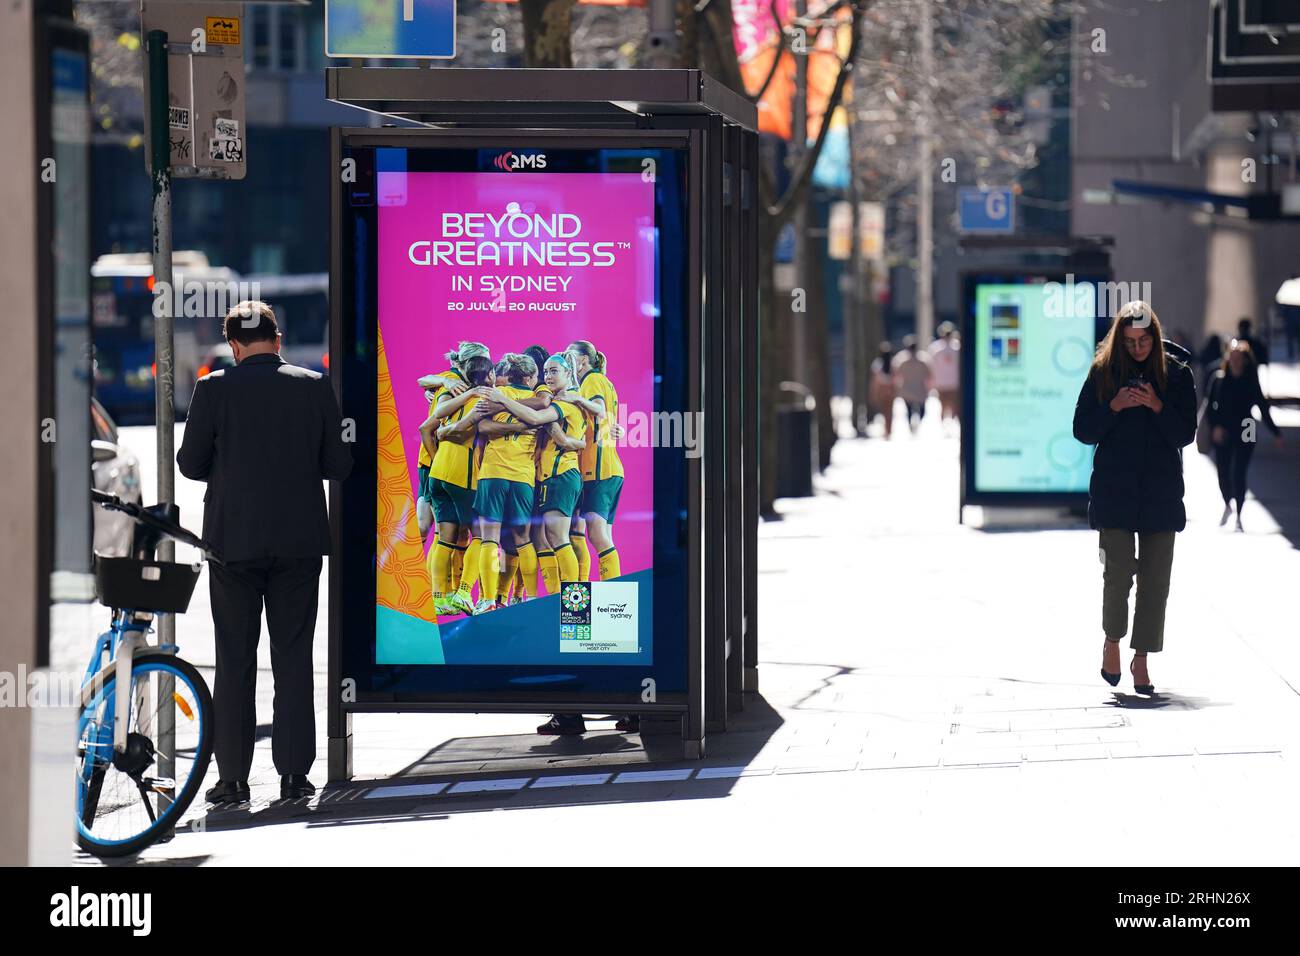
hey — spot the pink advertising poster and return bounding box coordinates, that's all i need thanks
[374,168,657,665]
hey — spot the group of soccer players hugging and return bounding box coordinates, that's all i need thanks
[415,339,626,617]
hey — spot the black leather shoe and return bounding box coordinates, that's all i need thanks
[205,780,250,805]
[1130,657,1155,696]
[280,774,316,800]
[1100,639,1122,687]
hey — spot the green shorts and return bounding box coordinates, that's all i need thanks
[429,477,475,526]
[417,465,433,501]
[474,477,534,527]
[581,476,624,524]
[539,470,582,517]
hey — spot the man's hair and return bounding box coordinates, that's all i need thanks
[224,300,279,345]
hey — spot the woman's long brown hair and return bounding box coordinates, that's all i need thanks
[1091,301,1168,401]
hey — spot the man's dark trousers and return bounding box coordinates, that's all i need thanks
[210,556,322,781]
[178,352,352,783]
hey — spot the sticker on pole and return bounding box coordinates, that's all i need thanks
[205,16,241,46]
[210,137,243,162]
[560,582,639,654]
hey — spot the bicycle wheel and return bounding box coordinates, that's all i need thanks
[76,654,214,858]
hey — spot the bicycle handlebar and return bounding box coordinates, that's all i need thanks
[92,489,223,565]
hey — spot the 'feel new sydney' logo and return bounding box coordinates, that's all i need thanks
[492,151,547,172]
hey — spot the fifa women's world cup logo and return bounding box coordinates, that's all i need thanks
[561,583,590,614]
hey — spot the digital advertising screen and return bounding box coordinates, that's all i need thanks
[337,135,692,702]
[965,273,1102,497]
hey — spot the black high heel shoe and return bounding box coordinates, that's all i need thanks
[1100,639,1122,687]
[1130,655,1155,695]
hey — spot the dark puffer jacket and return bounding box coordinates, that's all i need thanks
[1072,358,1198,533]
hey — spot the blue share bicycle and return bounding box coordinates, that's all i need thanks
[78,489,221,857]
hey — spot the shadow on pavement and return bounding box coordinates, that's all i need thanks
[1247,423,1300,551]
[183,695,785,839]
[1106,692,1220,711]
[79,852,214,868]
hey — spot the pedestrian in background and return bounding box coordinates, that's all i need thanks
[1207,339,1283,532]
[892,335,933,435]
[869,341,896,439]
[1072,301,1197,697]
[1197,333,1223,393]
[928,322,961,428]
[1235,317,1270,368]
[178,300,353,805]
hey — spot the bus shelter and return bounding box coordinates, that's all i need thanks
[326,69,759,780]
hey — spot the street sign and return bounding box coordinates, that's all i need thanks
[958,187,1015,234]
[141,1,247,180]
[326,0,456,59]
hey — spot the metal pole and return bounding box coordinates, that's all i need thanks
[791,0,809,385]
[646,0,678,68]
[916,0,934,345]
[846,126,862,436]
[147,28,176,809]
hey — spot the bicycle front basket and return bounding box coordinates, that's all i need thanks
[94,557,201,614]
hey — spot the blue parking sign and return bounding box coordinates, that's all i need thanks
[326,0,456,59]
[958,187,1015,234]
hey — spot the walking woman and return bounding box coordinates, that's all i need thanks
[869,341,896,439]
[1072,302,1197,696]
[1207,339,1283,532]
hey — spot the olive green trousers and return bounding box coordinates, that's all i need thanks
[1099,529,1176,654]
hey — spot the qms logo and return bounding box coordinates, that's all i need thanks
[493,151,547,171]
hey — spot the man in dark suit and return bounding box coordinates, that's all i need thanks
[178,300,352,804]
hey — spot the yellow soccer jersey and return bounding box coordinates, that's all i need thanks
[531,383,555,481]
[539,399,584,479]
[429,395,480,489]
[577,371,624,481]
[416,367,463,468]
[478,385,541,485]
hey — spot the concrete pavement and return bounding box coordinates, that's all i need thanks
[71,402,1300,865]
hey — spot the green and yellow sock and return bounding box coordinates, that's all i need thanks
[570,533,590,582]
[597,546,620,581]
[498,549,518,604]
[432,539,457,600]
[450,542,465,592]
[457,537,481,601]
[516,543,538,598]
[425,534,439,596]
[555,541,578,584]
[537,549,558,595]
[478,541,501,607]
